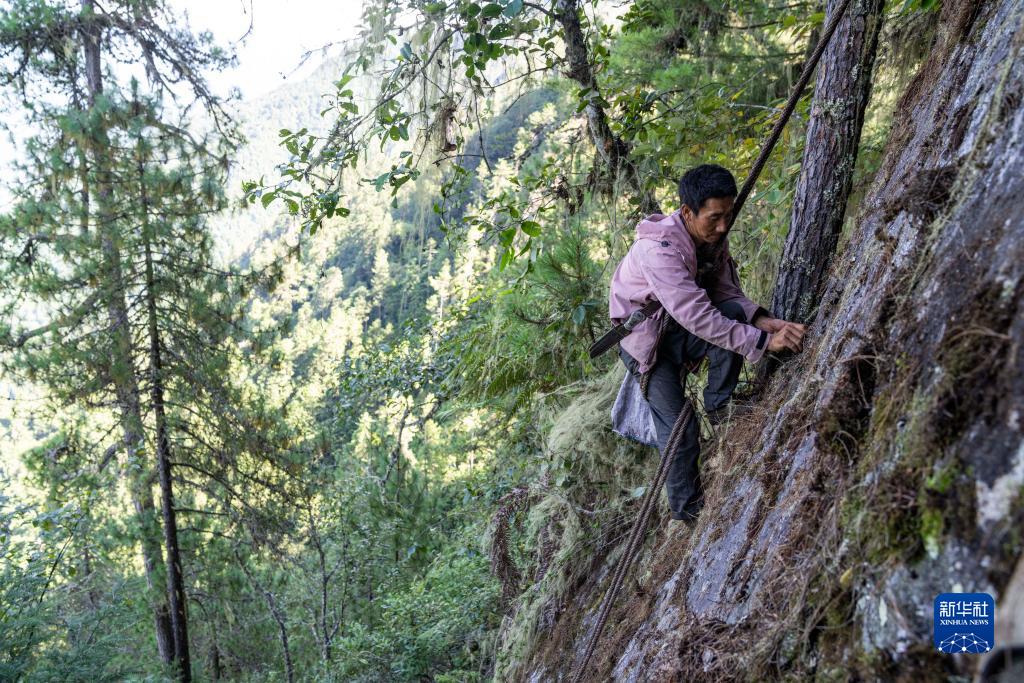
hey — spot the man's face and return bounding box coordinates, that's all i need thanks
[681,196,734,244]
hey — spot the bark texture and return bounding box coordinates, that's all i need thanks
[504,0,1024,679]
[771,0,886,326]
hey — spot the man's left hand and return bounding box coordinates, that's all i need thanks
[755,316,806,337]
[753,316,784,333]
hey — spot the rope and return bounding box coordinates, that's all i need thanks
[571,387,695,683]
[729,0,855,229]
[571,2,854,679]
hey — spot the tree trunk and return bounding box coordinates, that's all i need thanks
[140,143,192,681]
[554,0,660,214]
[210,641,222,680]
[769,0,886,326]
[80,0,175,664]
[129,483,175,663]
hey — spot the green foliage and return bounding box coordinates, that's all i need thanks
[332,538,499,681]
[897,0,940,13]
[441,219,606,412]
[0,473,135,681]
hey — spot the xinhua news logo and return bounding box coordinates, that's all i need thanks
[933,592,995,654]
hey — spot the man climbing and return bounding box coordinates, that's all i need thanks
[608,164,807,524]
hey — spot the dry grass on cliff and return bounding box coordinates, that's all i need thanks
[489,364,661,681]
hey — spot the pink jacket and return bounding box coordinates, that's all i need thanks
[608,209,771,375]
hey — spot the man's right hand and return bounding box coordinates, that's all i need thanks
[766,321,807,353]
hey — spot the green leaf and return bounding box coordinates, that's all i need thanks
[503,0,523,17]
[489,23,514,40]
[520,220,541,237]
[261,192,276,208]
[498,247,512,271]
[481,2,502,18]
[465,32,486,53]
[571,304,587,325]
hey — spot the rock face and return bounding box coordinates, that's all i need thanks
[512,1,1024,680]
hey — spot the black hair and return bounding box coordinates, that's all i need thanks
[677,164,737,215]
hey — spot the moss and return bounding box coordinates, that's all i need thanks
[490,365,663,681]
[814,666,852,683]
[835,369,936,566]
[802,579,858,682]
[848,386,962,566]
[868,497,925,565]
[924,459,958,494]
[836,267,1018,568]
[918,506,945,559]
[851,645,887,675]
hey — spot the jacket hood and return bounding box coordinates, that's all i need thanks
[637,210,682,237]
[636,210,700,254]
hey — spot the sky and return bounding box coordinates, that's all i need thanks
[169,0,365,101]
[0,0,365,206]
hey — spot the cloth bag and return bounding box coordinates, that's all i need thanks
[610,371,658,448]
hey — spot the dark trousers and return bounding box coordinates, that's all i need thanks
[618,299,747,519]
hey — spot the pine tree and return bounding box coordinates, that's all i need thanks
[0,2,250,678]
